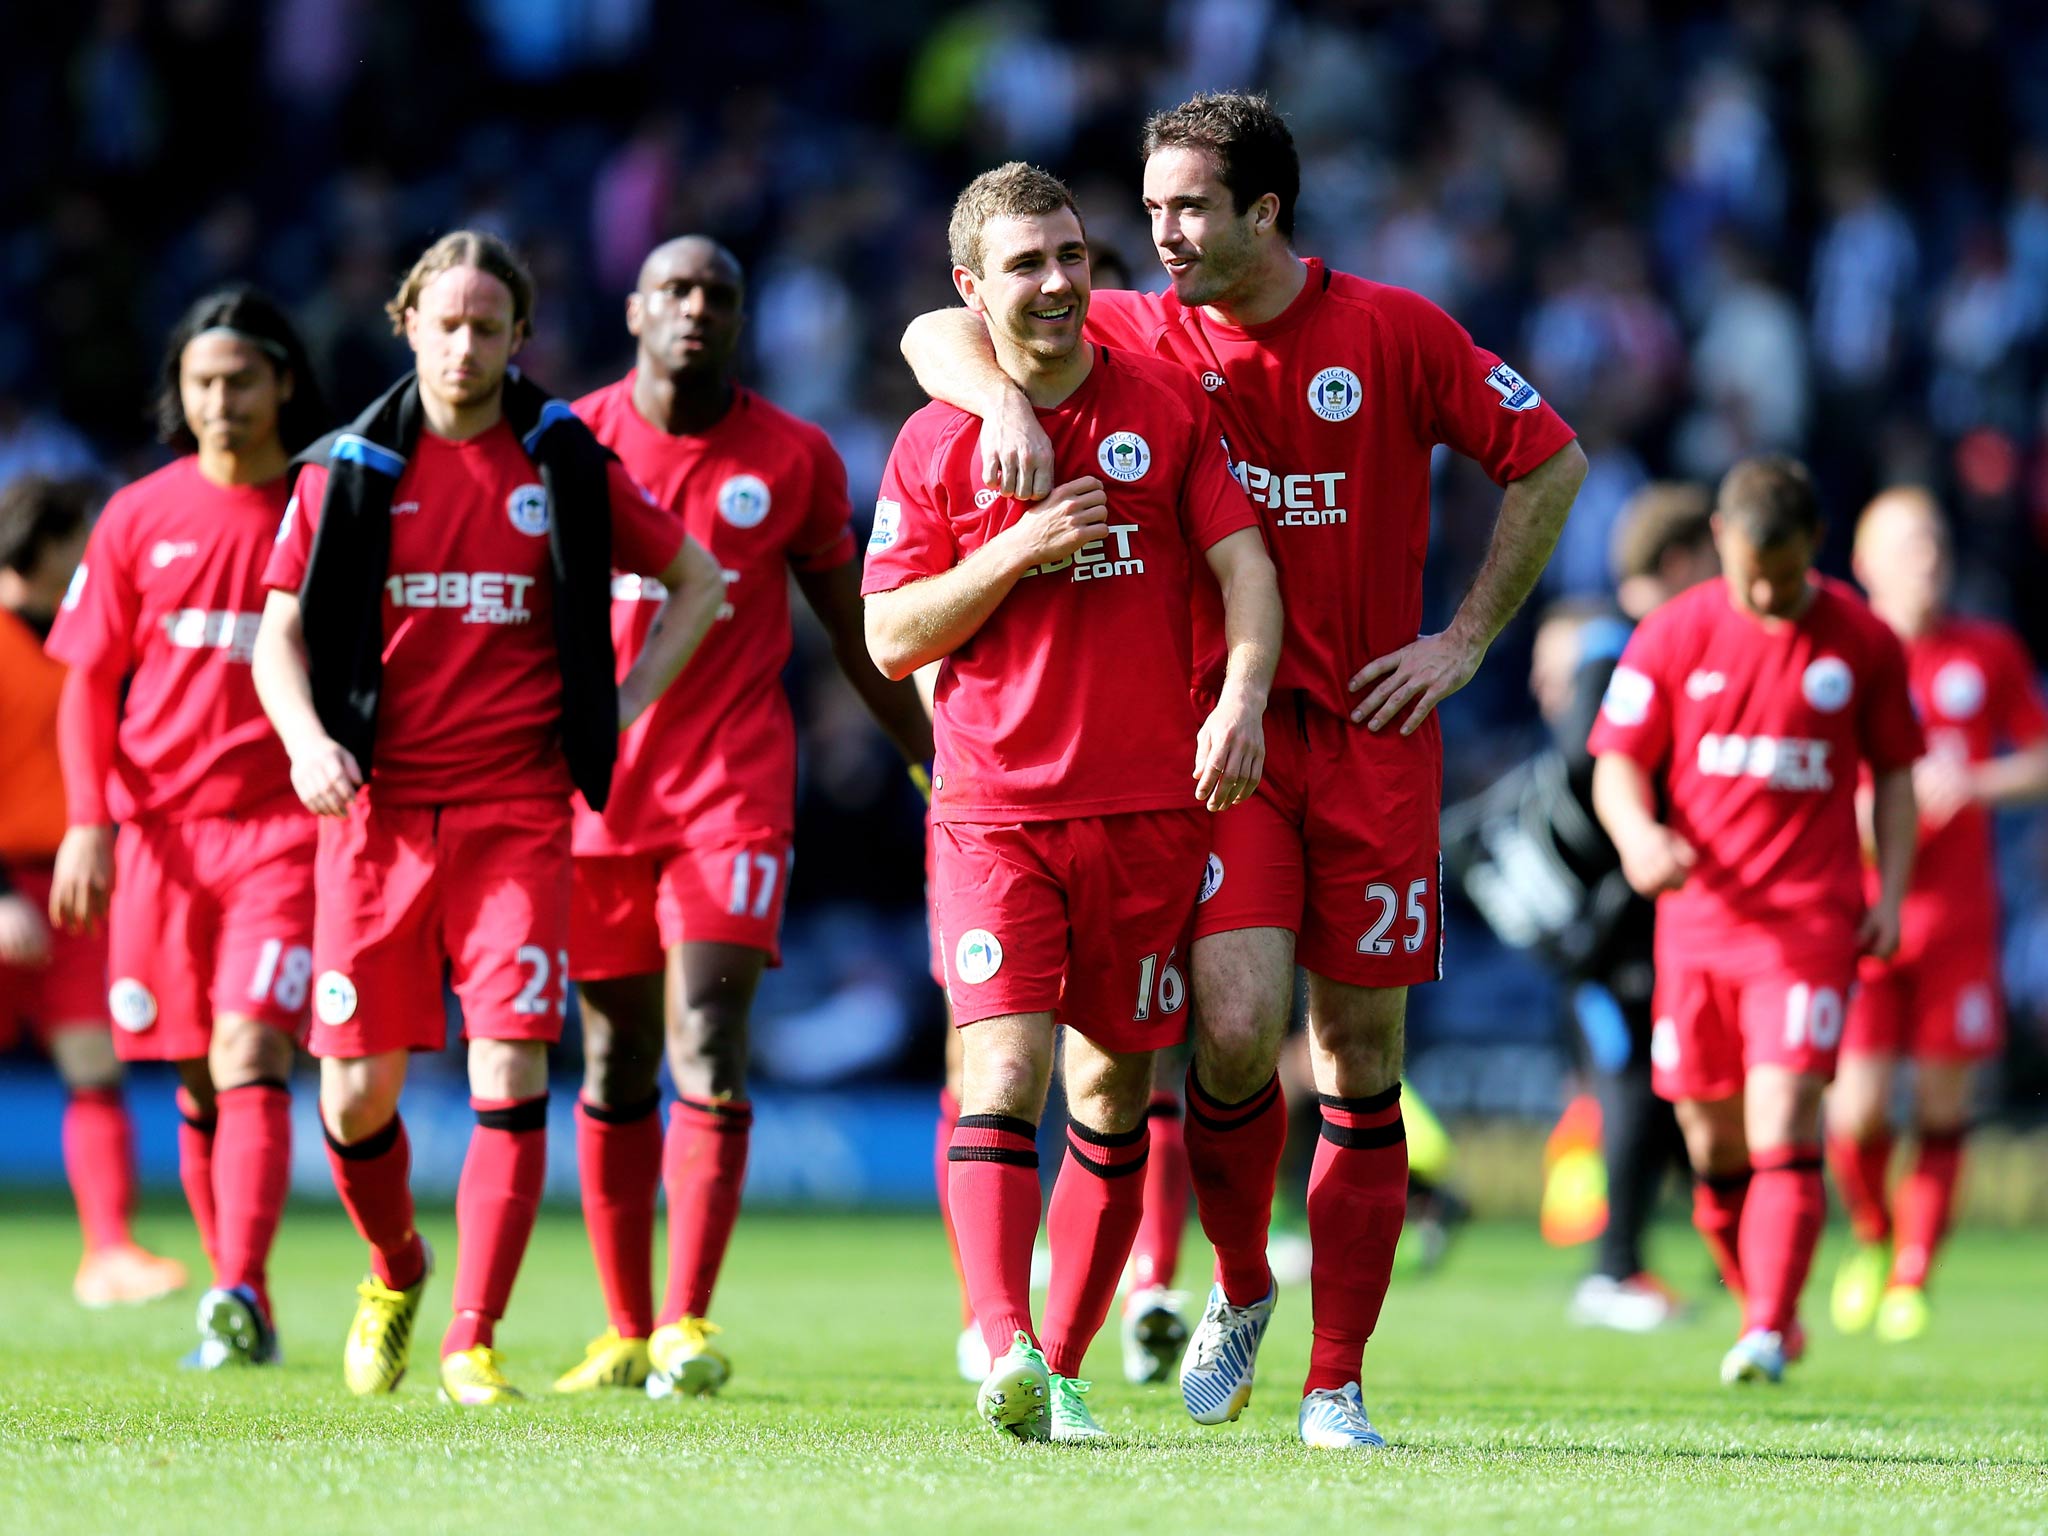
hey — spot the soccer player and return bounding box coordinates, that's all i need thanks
[901,93,1585,1447]
[866,164,1280,1441]
[1589,457,1924,1386]
[253,231,725,1405]
[1827,487,2048,1342]
[48,289,327,1367]
[553,236,933,1399]
[0,475,185,1308]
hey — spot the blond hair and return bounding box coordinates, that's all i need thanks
[385,230,536,337]
[948,162,1083,277]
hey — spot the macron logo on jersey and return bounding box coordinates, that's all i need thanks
[1697,733,1832,791]
[1233,462,1348,527]
[386,572,537,625]
[163,609,261,663]
[1023,524,1144,583]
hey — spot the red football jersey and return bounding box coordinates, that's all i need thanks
[862,345,1259,824]
[1875,617,2048,959]
[1587,576,1924,969]
[1085,263,1576,723]
[570,379,855,854]
[47,458,298,823]
[264,422,684,807]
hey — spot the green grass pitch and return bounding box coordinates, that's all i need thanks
[3,1195,2044,1535]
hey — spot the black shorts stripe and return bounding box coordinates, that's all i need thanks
[956,1112,1039,1139]
[1319,1117,1407,1151]
[326,1113,401,1161]
[1067,1119,1147,1148]
[580,1091,661,1126]
[476,1098,548,1133]
[1317,1083,1402,1115]
[946,1145,1040,1168]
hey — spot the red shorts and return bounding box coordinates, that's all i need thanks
[931,807,1208,1054]
[106,810,316,1062]
[0,862,108,1051]
[1195,696,1442,987]
[1650,952,1860,1102]
[924,818,945,988]
[569,836,793,979]
[310,797,571,1058]
[1848,936,2003,1063]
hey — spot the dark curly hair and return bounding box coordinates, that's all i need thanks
[155,286,327,455]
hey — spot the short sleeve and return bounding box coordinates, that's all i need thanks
[1586,618,1673,772]
[45,506,140,674]
[1178,399,1260,552]
[1857,622,1926,773]
[787,430,856,574]
[606,460,688,578]
[1401,289,1578,486]
[1082,288,1168,354]
[262,465,323,591]
[1988,627,2048,748]
[860,424,957,597]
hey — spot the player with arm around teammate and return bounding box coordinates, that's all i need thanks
[253,231,725,1406]
[900,92,1585,1448]
[1589,457,1922,1386]
[553,236,933,1398]
[866,163,1280,1442]
[48,289,328,1366]
[1825,488,2048,1343]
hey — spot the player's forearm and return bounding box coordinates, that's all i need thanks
[864,537,1029,680]
[1448,439,1587,652]
[1217,552,1282,710]
[1592,752,1661,844]
[1971,742,2048,807]
[253,593,331,757]
[55,666,120,827]
[620,537,724,727]
[901,308,1023,419]
[1870,766,1919,910]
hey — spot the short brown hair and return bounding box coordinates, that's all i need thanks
[0,475,95,576]
[948,162,1083,277]
[1717,455,1822,548]
[1611,481,1713,583]
[385,230,536,337]
[1142,92,1300,240]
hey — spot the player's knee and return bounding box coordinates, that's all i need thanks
[210,1015,293,1089]
[667,1002,749,1100]
[323,1087,399,1144]
[584,1020,662,1108]
[1191,996,1285,1101]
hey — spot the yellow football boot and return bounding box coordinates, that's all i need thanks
[646,1315,731,1399]
[343,1248,432,1395]
[439,1345,525,1405]
[552,1328,651,1393]
[1874,1284,1930,1343]
[1829,1242,1888,1335]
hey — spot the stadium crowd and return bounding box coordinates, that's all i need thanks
[9,0,2048,1103]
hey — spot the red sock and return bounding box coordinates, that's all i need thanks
[1183,1069,1285,1306]
[936,1087,973,1326]
[1891,1129,1964,1290]
[1691,1168,1750,1300]
[324,1113,426,1291]
[64,1086,135,1253]
[576,1094,662,1338]
[213,1082,292,1319]
[176,1088,219,1272]
[1740,1146,1826,1336]
[1130,1092,1188,1293]
[1042,1119,1149,1378]
[657,1096,752,1325]
[444,1096,549,1357]
[1826,1131,1893,1245]
[1303,1086,1408,1394]
[948,1113,1042,1360]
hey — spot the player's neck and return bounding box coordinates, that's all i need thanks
[1873,596,1939,640]
[996,336,1094,410]
[419,385,502,443]
[1204,249,1308,330]
[633,366,733,436]
[196,440,286,489]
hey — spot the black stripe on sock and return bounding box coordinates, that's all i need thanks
[1319,1116,1407,1151]
[1067,1119,1147,1148]
[1318,1083,1401,1114]
[677,1094,753,1122]
[1184,1071,1279,1133]
[179,1107,218,1133]
[1695,1167,1753,1192]
[1067,1142,1150,1178]
[476,1098,548,1133]
[956,1112,1039,1139]
[1145,1099,1183,1122]
[580,1090,660,1125]
[1779,1156,1825,1175]
[1917,1127,1967,1151]
[217,1075,292,1095]
[946,1145,1040,1168]
[325,1114,400,1161]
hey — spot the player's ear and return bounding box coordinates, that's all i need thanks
[276,365,295,405]
[952,264,983,314]
[1250,192,1280,237]
[510,317,529,355]
[625,292,645,338]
